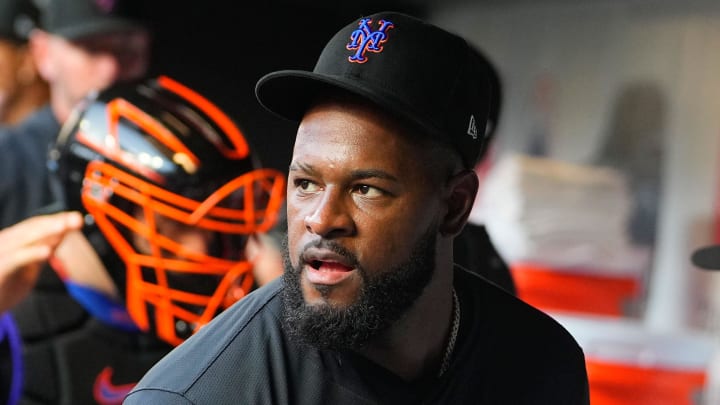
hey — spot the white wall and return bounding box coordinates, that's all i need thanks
[429,1,720,334]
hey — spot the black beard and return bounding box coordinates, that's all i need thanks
[280,226,437,351]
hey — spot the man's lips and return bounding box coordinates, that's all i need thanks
[302,248,356,285]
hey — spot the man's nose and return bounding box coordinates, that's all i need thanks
[303,189,355,238]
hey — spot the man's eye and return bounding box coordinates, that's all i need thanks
[354,184,382,197]
[295,179,319,192]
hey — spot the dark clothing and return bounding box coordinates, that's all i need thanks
[125,267,590,405]
[0,106,59,228]
[454,223,516,295]
[3,264,171,405]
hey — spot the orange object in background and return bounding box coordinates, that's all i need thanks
[510,262,641,316]
[552,314,717,405]
[586,358,706,405]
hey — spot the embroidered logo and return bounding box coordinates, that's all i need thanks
[467,115,478,139]
[93,366,137,405]
[346,18,394,64]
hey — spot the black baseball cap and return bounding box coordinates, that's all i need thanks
[255,11,492,168]
[692,245,720,270]
[38,0,146,40]
[0,0,39,43]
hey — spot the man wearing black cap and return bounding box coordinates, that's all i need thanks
[0,0,149,228]
[0,0,48,125]
[125,11,590,404]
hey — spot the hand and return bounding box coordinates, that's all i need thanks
[0,212,83,313]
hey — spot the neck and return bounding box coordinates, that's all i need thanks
[1,81,49,125]
[358,265,455,381]
[50,89,73,124]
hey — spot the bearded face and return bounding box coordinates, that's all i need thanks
[280,225,437,351]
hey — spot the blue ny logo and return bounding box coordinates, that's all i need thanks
[346,18,395,64]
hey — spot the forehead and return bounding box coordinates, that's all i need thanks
[293,100,431,175]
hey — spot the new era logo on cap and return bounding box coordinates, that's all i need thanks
[467,115,478,139]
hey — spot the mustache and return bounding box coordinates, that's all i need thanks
[299,239,359,268]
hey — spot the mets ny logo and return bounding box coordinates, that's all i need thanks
[346,18,394,64]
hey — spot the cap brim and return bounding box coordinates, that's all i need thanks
[53,19,145,40]
[255,70,439,139]
[691,245,720,270]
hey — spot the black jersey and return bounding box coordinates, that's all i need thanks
[454,223,516,295]
[126,267,589,405]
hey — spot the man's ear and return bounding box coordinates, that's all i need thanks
[28,30,53,81]
[440,169,479,236]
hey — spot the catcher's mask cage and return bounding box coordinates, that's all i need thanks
[48,76,286,346]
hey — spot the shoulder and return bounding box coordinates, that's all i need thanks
[0,107,57,156]
[20,106,60,147]
[454,267,589,403]
[456,266,585,363]
[0,124,21,151]
[127,278,287,399]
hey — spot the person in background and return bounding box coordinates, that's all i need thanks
[0,76,286,404]
[126,11,589,404]
[0,8,152,400]
[0,0,150,229]
[0,0,49,125]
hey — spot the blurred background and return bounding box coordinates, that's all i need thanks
[139,0,720,403]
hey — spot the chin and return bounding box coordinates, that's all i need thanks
[301,276,360,308]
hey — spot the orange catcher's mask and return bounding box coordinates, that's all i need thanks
[49,76,285,346]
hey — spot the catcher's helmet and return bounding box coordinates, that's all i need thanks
[49,76,285,345]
